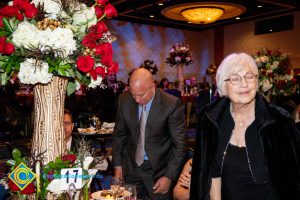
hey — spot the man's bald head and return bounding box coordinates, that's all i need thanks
[130,68,154,88]
[129,68,155,105]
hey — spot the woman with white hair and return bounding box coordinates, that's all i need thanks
[190,52,300,200]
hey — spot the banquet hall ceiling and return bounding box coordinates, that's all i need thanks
[110,0,300,31]
[0,0,299,31]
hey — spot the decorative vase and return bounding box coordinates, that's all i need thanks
[177,64,184,91]
[31,76,68,164]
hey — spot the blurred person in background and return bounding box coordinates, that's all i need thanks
[159,77,170,91]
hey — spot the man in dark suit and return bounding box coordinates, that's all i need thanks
[112,68,187,199]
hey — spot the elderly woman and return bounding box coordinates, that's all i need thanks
[190,53,300,200]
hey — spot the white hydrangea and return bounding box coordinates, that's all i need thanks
[32,0,61,19]
[12,21,41,49]
[88,76,103,88]
[12,21,76,58]
[39,27,77,57]
[18,58,53,84]
[260,79,272,92]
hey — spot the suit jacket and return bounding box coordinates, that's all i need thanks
[190,93,300,200]
[112,88,187,181]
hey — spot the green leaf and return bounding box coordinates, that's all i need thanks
[55,157,63,164]
[59,64,71,69]
[6,159,16,166]
[0,31,9,37]
[12,148,21,161]
[0,72,9,85]
[48,66,55,73]
[2,18,13,33]
[48,161,57,169]
[67,82,76,96]
[58,68,66,76]
[66,68,75,78]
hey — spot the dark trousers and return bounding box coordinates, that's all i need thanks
[125,160,172,200]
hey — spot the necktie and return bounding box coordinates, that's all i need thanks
[135,105,147,166]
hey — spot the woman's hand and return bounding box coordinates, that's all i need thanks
[178,171,191,188]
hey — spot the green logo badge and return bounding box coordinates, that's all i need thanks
[8,162,36,190]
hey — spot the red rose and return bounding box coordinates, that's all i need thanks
[94,6,103,19]
[1,6,18,17]
[23,3,38,18]
[82,35,97,48]
[95,21,108,33]
[13,0,30,9]
[4,42,15,55]
[96,0,108,7]
[0,36,6,44]
[94,42,112,56]
[15,11,24,21]
[8,179,20,192]
[87,21,108,39]
[76,55,95,73]
[0,15,4,27]
[95,66,106,77]
[107,62,118,74]
[103,4,117,18]
[62,154,77,164]
[21,183,35,194]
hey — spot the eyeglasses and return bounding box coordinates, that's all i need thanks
[224,73,258,85]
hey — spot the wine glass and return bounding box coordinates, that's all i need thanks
[124,184,137,200]
[110,177,124,200]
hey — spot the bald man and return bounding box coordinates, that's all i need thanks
[112,68,187,200]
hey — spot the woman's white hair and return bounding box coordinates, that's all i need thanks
[216,52,258,97]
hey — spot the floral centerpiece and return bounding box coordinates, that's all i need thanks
[0,0,118,199]
[2,139,100,200]
[0,0,118,93]
[128,59,158,77]
[166,42,193,91]
[253,47,296,96]
[165,43,193,66]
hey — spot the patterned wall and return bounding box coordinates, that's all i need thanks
[107,20,215,83]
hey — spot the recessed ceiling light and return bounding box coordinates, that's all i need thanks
[257,5,263,8]
[158,3,163,6]
[236,17,240,20]
[188,21,192,23]
[149,15,155,18]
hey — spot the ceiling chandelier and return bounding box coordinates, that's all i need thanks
[162,2,246,25]
[181,6,224,24]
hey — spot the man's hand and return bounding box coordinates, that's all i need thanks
[153,176,171,194]
[114,166,123,178]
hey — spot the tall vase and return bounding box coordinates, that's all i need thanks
[177,64,184,91]
[31,76,68,164]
